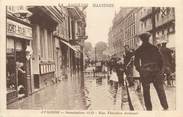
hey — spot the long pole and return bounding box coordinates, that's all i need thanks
[124,56,135,110]
[95,47,96,67]
[94,47,96,77]
[125,79,134,110]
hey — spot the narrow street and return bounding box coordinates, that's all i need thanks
[8,72,176,110]
[8,76,87,110]
[5,6,176,112]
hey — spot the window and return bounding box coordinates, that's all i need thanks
[144,20,147,28]
[141,23,143,31]
[40,27,54,60]
[47,30,53,59]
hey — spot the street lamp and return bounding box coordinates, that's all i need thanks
[25,45,33,60]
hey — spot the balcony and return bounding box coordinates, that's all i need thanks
[75,27,88,41]
[75,34,88,40]
[140,8,152,21]
[53,31,67,41]
[155,9,175,28]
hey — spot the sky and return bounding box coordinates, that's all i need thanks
[85,6,116,47]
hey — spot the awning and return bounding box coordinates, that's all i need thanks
[67,7,82,20]
[60,40,79,52]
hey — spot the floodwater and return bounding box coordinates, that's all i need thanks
[7,74,122,110]
[7,73,176,110]
[84,75,122,110]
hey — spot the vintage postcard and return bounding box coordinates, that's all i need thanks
[0,0,183,117]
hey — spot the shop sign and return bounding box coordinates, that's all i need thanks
[40,64,55,74]
[7,19,32,40]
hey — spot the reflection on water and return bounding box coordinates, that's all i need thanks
[84,76,122,110]
[8,75,122,110]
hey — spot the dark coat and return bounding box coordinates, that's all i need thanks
[124,50,133,66]
[134,42,163,73]
[116,63,124,76]
[160,47,172,67]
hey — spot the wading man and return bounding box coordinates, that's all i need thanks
[134,32,168,110]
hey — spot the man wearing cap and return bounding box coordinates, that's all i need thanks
[134,32,168,110]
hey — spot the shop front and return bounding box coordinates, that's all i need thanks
[6,16,32,104]
[75,49,81,78]
[28,6,59,91]
[58,39,79,79]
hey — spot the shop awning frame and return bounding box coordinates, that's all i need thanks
[60,39,79,52]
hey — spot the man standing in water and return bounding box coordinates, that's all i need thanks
[134,32,168,110]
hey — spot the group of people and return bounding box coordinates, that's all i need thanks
[107,32,175,111]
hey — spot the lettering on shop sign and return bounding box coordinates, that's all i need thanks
[40,64,56,74]
[7,19,32,40]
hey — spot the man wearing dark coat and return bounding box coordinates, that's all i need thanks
[134,32,168,110]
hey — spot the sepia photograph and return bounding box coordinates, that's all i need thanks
[2,0,183,116]
[5,5,176,111]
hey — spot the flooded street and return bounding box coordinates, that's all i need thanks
[8,73,175,110]
[7,74,122,110]
[8,76,87,110]
[84,75,122,110]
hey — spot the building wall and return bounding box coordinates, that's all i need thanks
[109,7,175,56]
[32,24,56,89]
[108,8,140,57]
[6,6,33,102]
[54,6,69,80]
[54,6,87,79]
[139,7,175,47]
[28,6,59,90]
[154,7,175,48]
[6,5,87,104]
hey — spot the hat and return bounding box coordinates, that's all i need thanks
[138,32,151,39]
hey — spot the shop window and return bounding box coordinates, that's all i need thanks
[7,38,27,98]
[7,38,16,91]
[15,40,23,51]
